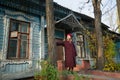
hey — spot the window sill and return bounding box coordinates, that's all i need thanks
[1,59,32,64]
[76,56,95,60]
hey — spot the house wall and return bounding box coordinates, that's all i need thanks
[0,7,42,80]
[115,42,120,63]
[44,28,65,59]
[0,8,4,60]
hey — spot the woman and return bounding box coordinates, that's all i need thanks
[56,33,77,71]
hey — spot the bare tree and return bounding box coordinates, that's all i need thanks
[80,0,105,70]
[79,0,118,70]
[116,0,120,33]
[79,0,117,30]
[105,8,116,31]
[92,0,104,70]
[102,0,117,31]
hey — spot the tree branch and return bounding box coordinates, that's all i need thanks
[102,4,116,16]
[86,0,90,3]
[92,0,96,8]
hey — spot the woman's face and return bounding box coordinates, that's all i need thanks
[67,35,71,40]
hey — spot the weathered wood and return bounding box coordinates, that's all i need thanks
[46,0,56,64]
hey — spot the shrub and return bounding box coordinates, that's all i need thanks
[103,35,119,72]
[34,60,59,80]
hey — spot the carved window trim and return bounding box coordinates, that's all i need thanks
[76,33,86,58]
[7,19,30,60]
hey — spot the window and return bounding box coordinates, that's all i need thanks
[76,33,85,58]
[7,19,30,59]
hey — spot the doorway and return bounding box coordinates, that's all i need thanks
[55,39,64,61]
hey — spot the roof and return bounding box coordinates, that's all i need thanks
[54,2,110,29]
[55,13,85,32]
[0,0,113,30]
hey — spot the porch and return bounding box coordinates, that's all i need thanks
[54,13,93,71]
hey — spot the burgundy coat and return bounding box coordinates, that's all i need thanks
[57,41,77,68]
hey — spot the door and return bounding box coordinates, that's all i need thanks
[55,39,64,61]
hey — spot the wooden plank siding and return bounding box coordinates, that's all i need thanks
[4,63,29,73]
[0,15,4,52]
[0,5,42,79]
[115,42,120,63]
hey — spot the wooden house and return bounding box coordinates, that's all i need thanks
[0,0,120,79]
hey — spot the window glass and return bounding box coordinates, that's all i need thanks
[8,39,17,58]
[20,40,27,58]
[11,22,19,31]
[20,23,29,33]
[21,34,28,40]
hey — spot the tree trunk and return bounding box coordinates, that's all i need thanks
[46,0,55,64]
[92,0,104,70]
[116,0,120,33]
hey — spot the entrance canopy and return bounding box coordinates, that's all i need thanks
[55,13,85,32]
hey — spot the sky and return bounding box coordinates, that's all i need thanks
[53,0,117,32]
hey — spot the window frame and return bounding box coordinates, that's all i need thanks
[76,33,86,58]
[7,19,30,60]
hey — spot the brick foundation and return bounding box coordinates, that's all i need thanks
[57,60,65,71]
[57,60,90,72]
